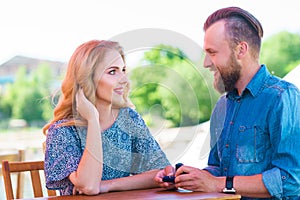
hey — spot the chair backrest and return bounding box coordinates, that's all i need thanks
[0,149,25,175]
[0,149,25,199]
[1,160,57,200]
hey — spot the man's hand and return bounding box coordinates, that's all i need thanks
[175,166,222,192]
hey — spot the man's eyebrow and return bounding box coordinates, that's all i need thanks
[204,48,215,53]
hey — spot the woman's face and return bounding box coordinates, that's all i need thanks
[94,49,128,107]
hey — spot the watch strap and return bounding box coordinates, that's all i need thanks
[223,176,236,194]
[226,176,234,189]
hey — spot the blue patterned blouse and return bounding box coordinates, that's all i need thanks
[44,107,170,195]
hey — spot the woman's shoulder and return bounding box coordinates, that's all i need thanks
[49,119,70,130]
[117,107,148,131]
[120,107,140,117]
[119,107,145,123]
[47,119,77,138]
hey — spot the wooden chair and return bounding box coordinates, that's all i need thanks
[2,160,57,199]
[0,149,25,199]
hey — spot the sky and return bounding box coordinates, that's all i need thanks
[0,0,300,66]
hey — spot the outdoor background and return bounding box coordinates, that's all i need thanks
[1,0,300,198]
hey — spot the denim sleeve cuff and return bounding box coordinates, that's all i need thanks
[203,165,221,176]
[262,168,283,198]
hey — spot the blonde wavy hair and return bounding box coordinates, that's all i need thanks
[43,40,132,135]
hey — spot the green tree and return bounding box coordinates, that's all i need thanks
[1,64,54,126]
[129,45,219,127]
[261,31,300,77]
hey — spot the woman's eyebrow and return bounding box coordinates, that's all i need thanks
[106,66,118,69]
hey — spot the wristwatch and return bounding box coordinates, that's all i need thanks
[223,176,236,194]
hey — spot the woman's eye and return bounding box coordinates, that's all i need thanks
[122,68,126,73]
[108,70,116,75]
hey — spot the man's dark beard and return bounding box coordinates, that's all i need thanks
[221,70,240,92]
[219,53,241,93]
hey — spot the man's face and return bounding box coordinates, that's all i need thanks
[203,20,241,93]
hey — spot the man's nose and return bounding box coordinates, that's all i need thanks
[203,54,212,68]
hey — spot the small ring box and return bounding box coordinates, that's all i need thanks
[162,163,184,183]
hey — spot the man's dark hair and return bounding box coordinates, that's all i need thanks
[204,7,263,59]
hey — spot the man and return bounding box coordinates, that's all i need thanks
[154,7,300,199]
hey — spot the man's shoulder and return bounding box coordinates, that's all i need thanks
[265,75,299,95]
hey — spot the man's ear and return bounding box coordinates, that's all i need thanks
[236,41,248,59]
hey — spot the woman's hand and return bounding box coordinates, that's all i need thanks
[72,186,83,195]
[154,165,176,189]
[76,88,99,121]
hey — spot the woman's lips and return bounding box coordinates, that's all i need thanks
[114,87,124,95]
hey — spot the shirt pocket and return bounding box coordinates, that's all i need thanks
[236,125,266,163]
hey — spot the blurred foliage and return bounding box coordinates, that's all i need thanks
[0,64,53,127]
[1,31,299,130]
[261,31,300,77]
[129,44,219,127]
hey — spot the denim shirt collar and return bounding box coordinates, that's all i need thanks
[246,64,271,97]
[227,64,270,99]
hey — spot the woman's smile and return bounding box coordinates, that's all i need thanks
[113,87,124,95]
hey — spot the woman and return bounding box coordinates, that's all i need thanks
[43,40,170,195]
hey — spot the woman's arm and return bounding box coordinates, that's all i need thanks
[100,169,160,193]
[69,89,103,195]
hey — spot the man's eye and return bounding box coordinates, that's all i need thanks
[208,51,216,56]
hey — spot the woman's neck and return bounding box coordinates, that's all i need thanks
[96,104,119,132]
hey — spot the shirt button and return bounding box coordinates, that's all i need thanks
[230,121,234,125]
[225,144,229,148]
[224,168,228,171]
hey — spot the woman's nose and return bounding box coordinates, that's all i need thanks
[119,74,128,84]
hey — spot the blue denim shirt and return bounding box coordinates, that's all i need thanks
[205,65,300,199]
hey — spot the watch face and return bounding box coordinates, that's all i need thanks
[223,188,236,194]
